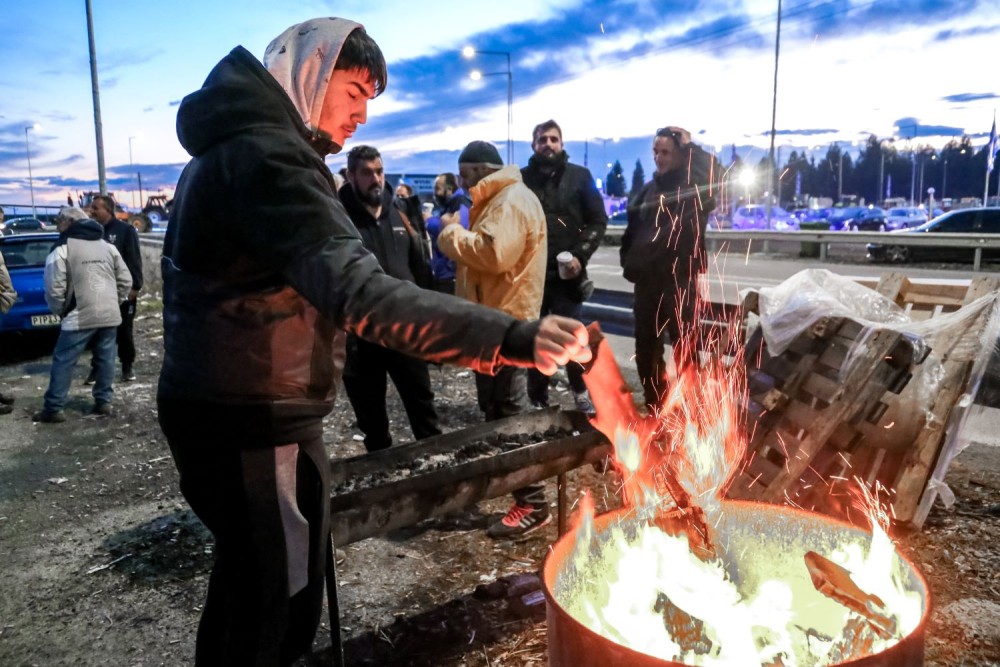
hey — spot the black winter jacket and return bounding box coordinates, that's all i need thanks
[620,145,718,285]
[158,46,535,444]
[101,218,143,292]
[338,182,431,288]
[521,155,607,284]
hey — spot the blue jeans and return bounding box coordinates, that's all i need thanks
[44,327,117,412]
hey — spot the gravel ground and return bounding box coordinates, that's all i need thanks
[0,295,998,666]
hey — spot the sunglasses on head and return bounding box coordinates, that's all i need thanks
[655,127,682,140]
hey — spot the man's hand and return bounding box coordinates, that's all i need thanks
[534,315,591,376]
[128,289,139,302]
[563,255,582,279]
[440,212,460,227]
[664,125,692,146]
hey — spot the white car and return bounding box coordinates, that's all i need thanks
[885,207,927,230]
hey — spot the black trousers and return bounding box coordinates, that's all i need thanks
[158,402,329,667]
[527,284,586,405]
[633,278,699,409]
[343,337,441,451]
[116,299,137,366]
[475,366,545,506]
[88,300,136,370]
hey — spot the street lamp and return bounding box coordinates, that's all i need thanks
[128,135,137,207]
[877,138,895,206]
[463,47,512,164]
[24,123,40,217]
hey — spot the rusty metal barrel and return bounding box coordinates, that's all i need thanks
[543,500,929,667]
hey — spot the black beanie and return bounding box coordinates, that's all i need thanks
[458,140,504,166]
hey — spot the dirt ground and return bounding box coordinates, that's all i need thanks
[1,296,999,667]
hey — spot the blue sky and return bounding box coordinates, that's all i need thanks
[1,0,998,209]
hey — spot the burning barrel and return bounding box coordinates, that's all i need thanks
[543,500,929,667]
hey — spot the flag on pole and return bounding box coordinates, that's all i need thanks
[989,117,998,174]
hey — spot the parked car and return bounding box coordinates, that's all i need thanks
[0,217,56,236]
[826,206,867,231]
[847,207,889,232]
[730,205,799,231]
[885,207,928,230]
[866,207,1000,263]
[0,233,60,332]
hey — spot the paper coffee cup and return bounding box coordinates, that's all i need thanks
[557,251,574,279]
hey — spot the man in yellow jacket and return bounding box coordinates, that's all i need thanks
[439,140,551,537]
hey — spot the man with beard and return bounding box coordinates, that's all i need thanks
[521,120,607,413]
[338,144,439,451]
[424,172,470,294]
[158,19,591,666]
[620,126,719,411]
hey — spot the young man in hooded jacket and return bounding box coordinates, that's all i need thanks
[158,18,591,667]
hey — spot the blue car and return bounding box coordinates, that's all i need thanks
[0,232,61,332]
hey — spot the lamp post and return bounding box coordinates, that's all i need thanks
[462,47,512,164]
[878,138,894,206]
[128,136,137,207]
[24,123,40,217]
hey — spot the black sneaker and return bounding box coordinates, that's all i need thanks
[122,365,136,382]
[487,503,552,539]
[83,369,97,385]
[33,410,66,423]
[91,402,113,417]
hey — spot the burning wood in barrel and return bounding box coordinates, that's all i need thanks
[549,323,929,666]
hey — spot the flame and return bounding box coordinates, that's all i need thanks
[564,357,924,665]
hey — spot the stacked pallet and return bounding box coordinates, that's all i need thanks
[726,273,1000,529]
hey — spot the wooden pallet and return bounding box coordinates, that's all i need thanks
[727,273,1000,529]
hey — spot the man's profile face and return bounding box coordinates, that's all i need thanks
[318,68,376,147]
[653,136,684,175]
[90,199,113,224]
[532,128,563,158]
[458,164,487,191]
[348,157,385,207]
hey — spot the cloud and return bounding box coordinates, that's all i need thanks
[760,128,840,137]
[941,92,1000,103]
[797,0,980,38]
[168,100,182,107]
[933,24,1000,42]
[892,117,965,138]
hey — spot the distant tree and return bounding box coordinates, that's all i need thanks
[630,159,645,198]
[606,160,627,197]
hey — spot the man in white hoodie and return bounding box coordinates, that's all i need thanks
[34,206,131,423]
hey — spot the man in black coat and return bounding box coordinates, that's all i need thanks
[88,194,143,382]
[620,126,719,411]
[339,145,440,451]
[157,18,592,666]
[521,120,607,412]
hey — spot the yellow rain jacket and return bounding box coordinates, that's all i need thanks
[438,165,546,320]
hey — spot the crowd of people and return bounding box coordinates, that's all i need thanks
[1,15,718,667]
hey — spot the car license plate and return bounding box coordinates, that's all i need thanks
[30,314,61,327]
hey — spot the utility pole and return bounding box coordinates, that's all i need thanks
[765,0,782,230]
[85,0,107,194]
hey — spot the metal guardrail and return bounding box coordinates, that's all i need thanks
[580,287,738,340]
[603,228,1000,271]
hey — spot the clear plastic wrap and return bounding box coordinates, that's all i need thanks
[750,268,1000,523]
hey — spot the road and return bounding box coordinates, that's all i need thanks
[586,245,986,303]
